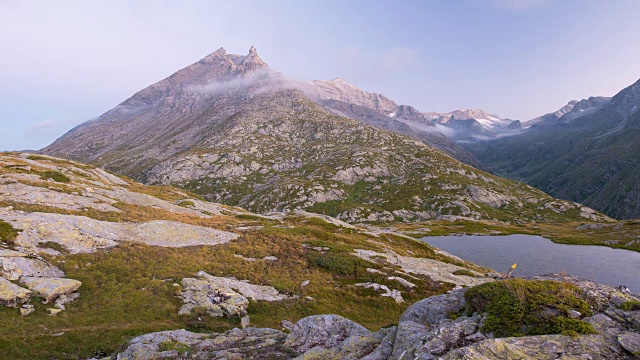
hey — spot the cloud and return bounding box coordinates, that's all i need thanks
[489,0,550,10]
[187,68,306,97]
[381,47,418,71]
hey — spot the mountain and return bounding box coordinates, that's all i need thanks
[305,78,486,168]
[524,96,611,127]
[427,109,524,141]
[42,47,606,224]
[464,78,640,219]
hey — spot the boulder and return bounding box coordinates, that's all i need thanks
[617,332,640,357]
[116,328,289,360]
[284,314,372,354]
[19,277,81,303]
[0,256,65,280]
[442,334,632,359]
[399,288,466,325]
[0,277,31,307]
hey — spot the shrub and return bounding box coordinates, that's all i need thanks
[306,252,369,276]
[39,170,70,183]
[618,300,640,311]
[465,278,594,337]
[0,220,20,245]
[452,269,476,277]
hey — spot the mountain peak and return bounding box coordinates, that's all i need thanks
[249,45,257,55]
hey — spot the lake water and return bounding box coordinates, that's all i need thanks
[420,234,640,293]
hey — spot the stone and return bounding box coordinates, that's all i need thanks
[241,315,250,329]
[617,332,640,356]
[19,277,81,304]
[263,256,278,261]
[54,292,80,310]
[19,304,35,316]
[442,334,631,359]
[355,282,403,303]
[47,308,62,315]
[116,328,289,360]
[0,277,31,307]
[0,256,65,280]
[284,314,371,353]
[399,288,466,325]
[301,280,310,287]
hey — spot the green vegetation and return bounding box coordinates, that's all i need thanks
[617,300,640,311]
[158,339,193,353]
[176,200,196,208]
[452,269,477,277]
[37,241,70,254]
[39,170,71,183]
[0,219,20,245]
[465,279,594,337]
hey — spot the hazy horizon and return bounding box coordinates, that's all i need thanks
[2,0,640,151]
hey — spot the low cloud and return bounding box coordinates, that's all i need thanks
[395,117,458,137]
[187,69,304,97]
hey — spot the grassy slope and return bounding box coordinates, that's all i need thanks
[0,153,487,359]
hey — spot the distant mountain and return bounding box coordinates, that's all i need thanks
[41,47,606,223]
[524,96,611,127]
[305,78,485,168]
[465,79,640,219]
[426,109,524,142]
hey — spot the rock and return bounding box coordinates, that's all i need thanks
[617,332,640,356]
[19,277,81,304]
[442,334,631,359]
[301,280,310,287]
[19,304,34,316]
[355,282,403,303]
[263,256,278,261]
[361,327,397,360]
[0,277,31,307]
[47,308,62,315]
[0,256,65,280]
[116,328,289,360]
[388,276,416,288]
[241,315,250,329]
[54,292,80,310]
[399,288,466,325]
[568,309,582,318]
[284,314,371,353]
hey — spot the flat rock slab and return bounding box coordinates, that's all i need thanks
[0,277,31,307]
[1,211,238,253]
[19,277,81,303]
[117,328,289,360]
[0,256,65,280]
[618,332,640,356]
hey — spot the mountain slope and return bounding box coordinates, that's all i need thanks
[305,78,486,168]
[465,79,640,219]
[42,48,606,224]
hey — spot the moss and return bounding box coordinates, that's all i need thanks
[158,339,193,353]
[452,269,476,277]
[617,300,640,311]
[0,220,20,245]
[39,170,71,183]
[176,200,196,208]
[465,279,594,337]
[38,241,70,254]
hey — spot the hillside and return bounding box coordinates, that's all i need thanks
[41,48,607,224]
[0,152,493,358]
[465,78,640,219]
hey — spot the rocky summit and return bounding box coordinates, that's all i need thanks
[41,48,608,224]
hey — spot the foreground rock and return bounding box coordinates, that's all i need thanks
[116,274,640,359]
[19,277,81,303]
[179,271,293,318]
[0,277,31,307]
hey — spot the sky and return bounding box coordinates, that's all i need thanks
[1,0,640,151]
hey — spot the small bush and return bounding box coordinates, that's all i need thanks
[176,200,196,208]
[452,269,476,277]
[306,252,369,276]
[465,279,594,337]
[618,300,640,311]
[0,220,20,245]
[38,241,70,254]
[39,170,70,183]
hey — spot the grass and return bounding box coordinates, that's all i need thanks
[39,170,71,183]
[0,217,455,359]
[0,219,20,245]
[617,300,640,311]
[465,278,595,337]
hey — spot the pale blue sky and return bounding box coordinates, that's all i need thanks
[1,0,640,150]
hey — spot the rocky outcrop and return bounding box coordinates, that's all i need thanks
[19,277,81,304]
[0,277,31,307]
[178,271,293,318]
[115,275,640,359]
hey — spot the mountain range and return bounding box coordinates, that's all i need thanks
[41,47,605,224]
[465,78,640,219]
